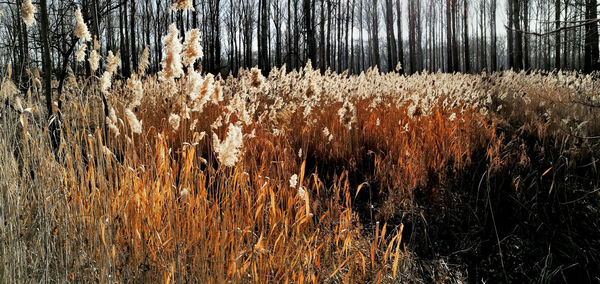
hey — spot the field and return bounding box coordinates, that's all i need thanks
[1,59,600,282]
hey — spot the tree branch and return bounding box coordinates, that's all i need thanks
[504,18,600,36]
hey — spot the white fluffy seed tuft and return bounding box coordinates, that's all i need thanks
[212,123,244,167]
[289,174,298,188]
[125,108,143,134]
[182,29,203,68]
[75,8,92,42]
[168,113,181,131]
[76,44,87,62]
[21,0,36,27]
[159,24,184,84]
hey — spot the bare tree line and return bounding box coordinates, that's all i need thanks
[0,0,599,86]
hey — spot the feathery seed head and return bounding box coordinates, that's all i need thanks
[212,123,244,167]
[76,44,87,62]
[159,24,184,83]
[100,71,112,94]
[127,75,144,108]
[168,113,181,131]
[88,50,100,73]
[172,0,195,11]
[182,29,203,68]
[22,0,36,27]
[107,107,120,136]
[125,108,143,134]
[250,68,265,88]
[449,113,456,122]
[106,51,121,74]
[75,8,92,42]
[289,174,298,188]
[138,46,150,76]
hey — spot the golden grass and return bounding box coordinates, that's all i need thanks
[1,65,599,282]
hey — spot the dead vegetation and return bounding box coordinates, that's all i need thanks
[1,64,599,282]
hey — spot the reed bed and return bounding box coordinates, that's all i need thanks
[1,16,599,282]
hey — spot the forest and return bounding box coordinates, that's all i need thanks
[0,0,599,81]
[1,0,600,282]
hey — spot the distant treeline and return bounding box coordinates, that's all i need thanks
[0,0,598,83]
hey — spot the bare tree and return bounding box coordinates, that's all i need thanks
[273,1,283,68]
[463,0,470,72]
[258,0,269,73]
[555,0,560,69]
[385,0,397,72]
[39,0,52,119]
[512,0,523,70]
[409,0,420,73]
[507,0,514,69]
[5,0,600,82]
[130,0,137,71]
[490,0,497,71]
[305,0,317,65]
[359,0,365,71]
[241,0,254,69]
[350,0,356,73]
[451,0,459,72]
[372,0,380,67]
[446,0,453,72]
[523,0,529,69]
[584,0,599,72]
[396,0,404,72]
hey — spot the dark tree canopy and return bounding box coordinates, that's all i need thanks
[0,0,598,84]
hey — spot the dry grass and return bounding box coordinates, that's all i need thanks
[1,56,599,282]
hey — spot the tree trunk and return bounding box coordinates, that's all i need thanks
[396,0,404,72]
[409,0,417,73]
[350,0,355,73]
[334,0,341,72]
[274,1,282,68]
[359,0,365,71]
[244,2,253,68]
[130,0,137,72]
[155,0,162,72]
[489,0,497,71]
[584,0,599,72]
[145,0,152,66]
[372,0,381,68]
[320,0,326,72]
[39,0,52,119]
[415,0,422,71]
[446,0,453,72]
[344,1,350,70]
[287,0,293,68]
[451,0,459,72]
[304,0,317,65]
[523,0,529,70]
[214,0,222,73]
[385,0,397,72]
[512,0,523,70]
[39,0,62,151]
[19,0,29,82]
[563,0,569,69]
[480,0,487,71]
[120,0,131,77]
[555,0,560,69]
[507,0,514,69]
[294,0,300,69]
[463,0,469,72]
[327,0,332,69]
